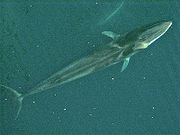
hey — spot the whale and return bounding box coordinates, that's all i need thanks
[0,20,172,119]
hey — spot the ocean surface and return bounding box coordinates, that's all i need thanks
[0,1,180,135]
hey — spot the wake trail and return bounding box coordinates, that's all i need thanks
[98,0,126,25]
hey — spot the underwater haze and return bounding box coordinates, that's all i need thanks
[0,0,180,135]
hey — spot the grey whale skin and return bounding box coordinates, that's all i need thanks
[0,20,172,119]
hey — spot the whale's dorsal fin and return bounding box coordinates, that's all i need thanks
[102,31,120,39]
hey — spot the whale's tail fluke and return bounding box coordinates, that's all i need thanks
[0,84,24,120]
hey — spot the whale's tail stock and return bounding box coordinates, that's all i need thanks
[0,84,24,120]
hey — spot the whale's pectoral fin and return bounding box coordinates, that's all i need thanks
[121,57,130,72]
[102,31,120,39]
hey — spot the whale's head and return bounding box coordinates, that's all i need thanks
[132,20,172,50]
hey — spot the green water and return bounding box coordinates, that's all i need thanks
[0,1,180,135]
